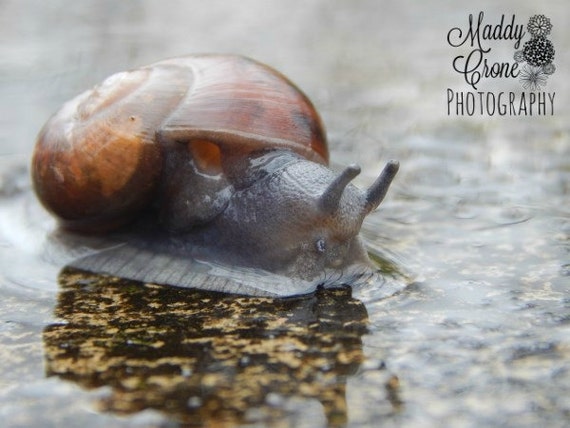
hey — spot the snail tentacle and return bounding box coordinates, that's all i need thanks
[318,164,361,214]
[363,160,400,214]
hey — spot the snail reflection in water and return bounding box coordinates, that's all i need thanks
[43,268,386,425]
[32,55,399,296]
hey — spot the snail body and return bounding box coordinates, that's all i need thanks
[32,55,398,296]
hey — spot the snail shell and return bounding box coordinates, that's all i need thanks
[32,54,328,232]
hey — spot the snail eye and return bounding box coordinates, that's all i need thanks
[315,238,327,254]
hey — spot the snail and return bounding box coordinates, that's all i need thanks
[31,54,399,297]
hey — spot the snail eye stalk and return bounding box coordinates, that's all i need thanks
[318,164,361,214]
[363,160,399,215]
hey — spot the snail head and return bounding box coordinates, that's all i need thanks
[215,155,399,281]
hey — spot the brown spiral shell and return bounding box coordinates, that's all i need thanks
[32,55,328,232]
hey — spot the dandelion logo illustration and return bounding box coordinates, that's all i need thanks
[527,14,552,37]
[514,14,556,90]
[519,66,548,91]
